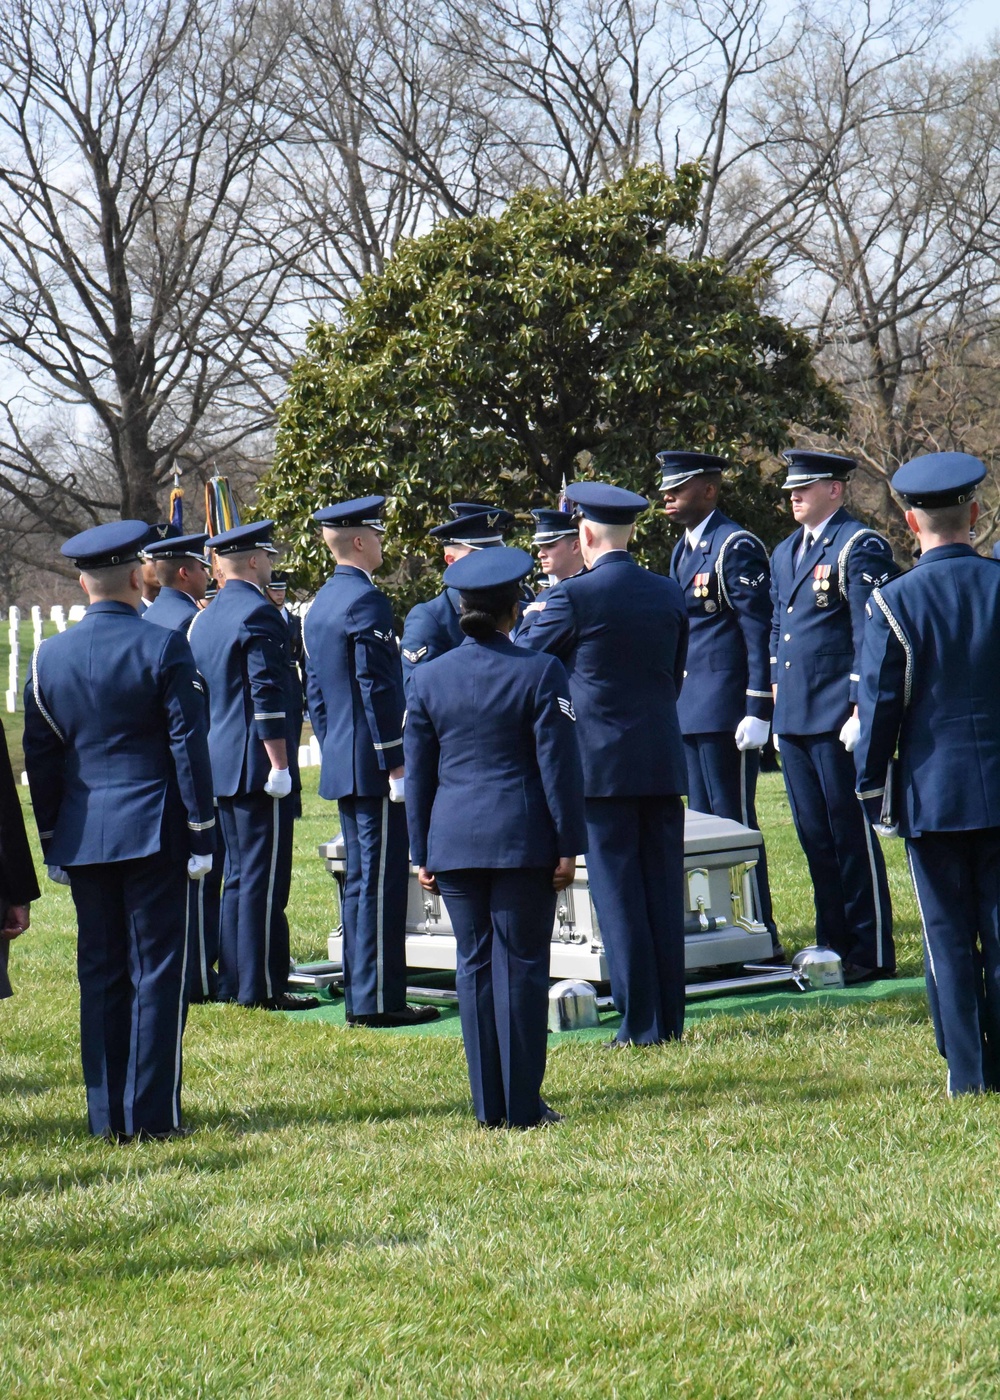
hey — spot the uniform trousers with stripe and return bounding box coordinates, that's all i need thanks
[68,850,188,1138]
[584,795,686,1045]
[186,844,222,1003]
[217,791,293,1006]
[337,795,408,1017]
[683,733,779,948]
[778,732,894,972]
[436,867,555,1128]
[907,830,1000,1096]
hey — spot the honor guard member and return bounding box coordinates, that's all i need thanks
[770,449,897,981]
[514,508,585,641]
[138,521,179,611]
[265,571,309,766]
[141,532,212,633]
[0,714,40,1002]
[521,482,690,1046]
[187,520,315,1011]
[405,546,587,1126]
[305,496,438,1027]
[23,521,216,1140]
[400,503,518,689]
[143,531,221,1002]
[856,453,1000,1094]
[661,451,783,958]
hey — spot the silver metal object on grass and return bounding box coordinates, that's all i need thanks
[790,945,845,991]
[547,979,601,1032]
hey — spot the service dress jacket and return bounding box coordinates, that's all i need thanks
[23,601,216,865]
[669,509,773,734]
[0,716,40,999]
[400,588,464,690]
[404,633,587,871]
[518,550,689,797]
[142,585,199,635]
[856,543,1000,837]
[188,581,296,799]
[769,507,898,736]
[304,565,405,800]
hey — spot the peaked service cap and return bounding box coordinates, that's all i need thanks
[891,452,986,508]
[429,508,514,547]
[444,545,534,591]
[656,451,730,492]
[564,481,648,524]
[207,520,279,555]
[530,508,579,544]
[312,495,386,531]
[142,532,210,564]
[61,520,161,570]
[781,449,856,489]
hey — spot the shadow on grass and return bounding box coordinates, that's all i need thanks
[3,1223,433,1288]
[0,1143,252,1200]
[201,1094,472,1135]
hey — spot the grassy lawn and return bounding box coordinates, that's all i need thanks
[4,719,998,1396]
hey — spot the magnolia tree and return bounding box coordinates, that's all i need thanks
[261,166,844,607]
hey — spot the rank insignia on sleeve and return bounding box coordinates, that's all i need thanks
[403,646,427,663]
[557,697,576,721]
[373,628,393,643]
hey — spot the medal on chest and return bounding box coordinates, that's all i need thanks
[692,572,716,612]
[813,563,831,607]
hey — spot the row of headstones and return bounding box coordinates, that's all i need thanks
[7,606,86,713]
[6,603,323,773]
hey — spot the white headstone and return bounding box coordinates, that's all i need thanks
[6,606,19,711]
[309,735,322,767]
[51,605,66,632]
[31,606,42,650]
[67,604,86,623]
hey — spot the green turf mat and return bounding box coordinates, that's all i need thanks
[284,975,927,1037]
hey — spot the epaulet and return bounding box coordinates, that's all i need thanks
[714,529,767,609]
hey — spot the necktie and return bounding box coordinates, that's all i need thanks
[797,531,815,568]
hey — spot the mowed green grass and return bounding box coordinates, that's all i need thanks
[4,757,1000,1397]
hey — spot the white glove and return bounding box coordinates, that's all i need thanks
[388,774,405,803]
[264,766,293,798]
[187,853,214,880]
[839,714,861,752]
[734,716,771,751]
[47,865,71,886]
[772,734,780,754]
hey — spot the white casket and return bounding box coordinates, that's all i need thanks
[319,808,772,981]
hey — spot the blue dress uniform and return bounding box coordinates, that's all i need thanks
[770,450,897,976]
[305,497,436,1026]
[187,521,299,1008]
[513,507,584,644]
[23,521,216,1139]
[405,548,587,1126]
[142,532,222,1002]
[856,453,1000,1094]
[521,483,690,1045]
[660,452,780,951]
[401,505,519,689]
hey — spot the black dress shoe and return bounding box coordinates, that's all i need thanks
[347,1003,441,1027]
[515,1102,564,1129]
[600,1036,632,1050]
[841,962,881,986]
[263,993,322,1011]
